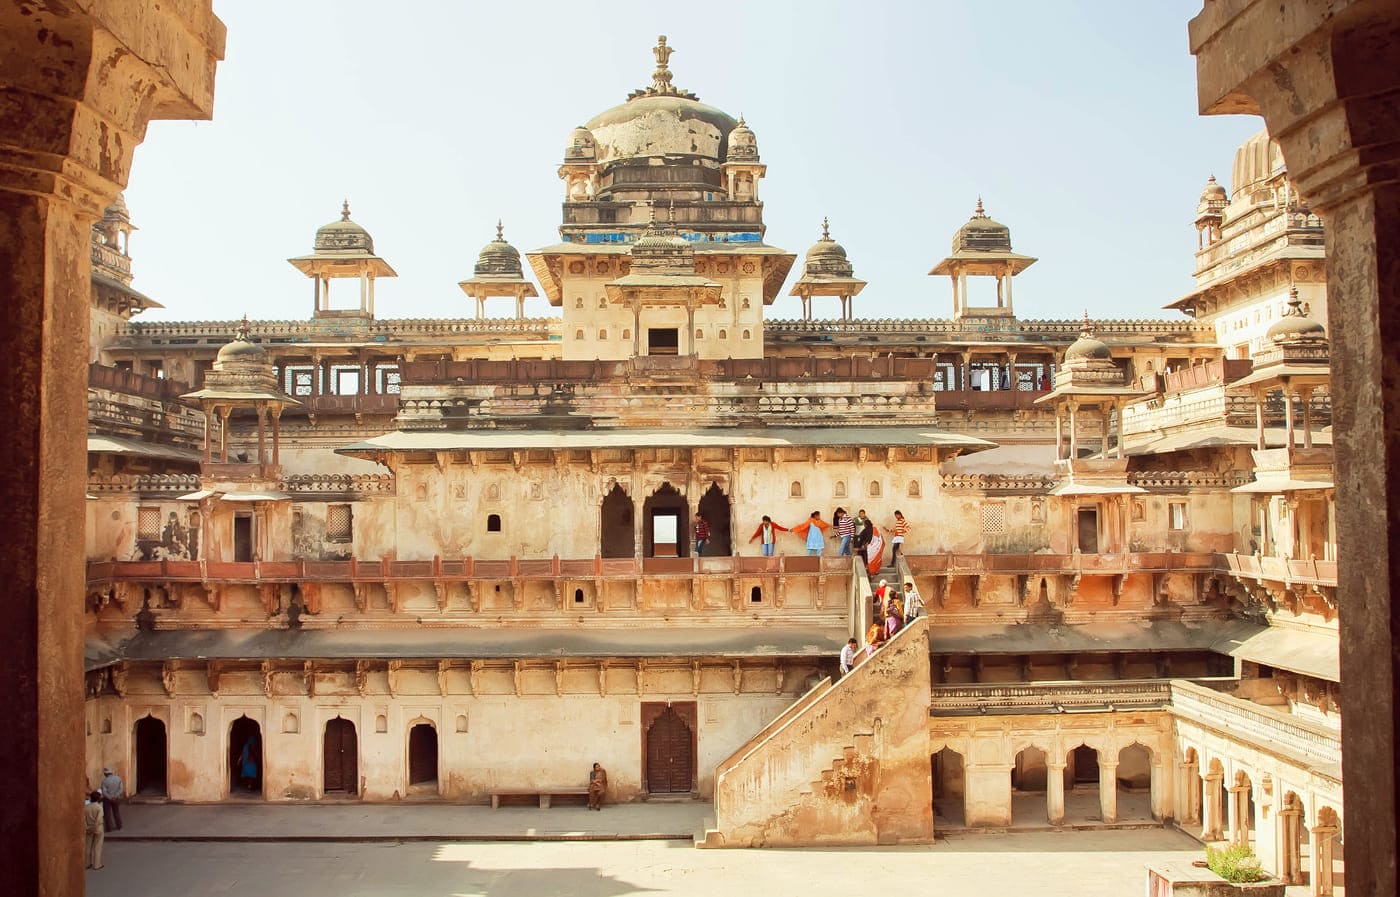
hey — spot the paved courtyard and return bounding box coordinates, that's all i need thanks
[88,826,1214,897]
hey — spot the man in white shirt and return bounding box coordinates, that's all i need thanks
[903,581,924,622]
[839,638,859,677]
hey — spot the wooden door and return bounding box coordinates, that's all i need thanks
[323,717,357,794]
[645,706,693,793]
[408,724,437,785]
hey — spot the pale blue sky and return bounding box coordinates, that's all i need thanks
[125,1,1262,324]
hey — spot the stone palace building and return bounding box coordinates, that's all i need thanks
[81,37,1342,891]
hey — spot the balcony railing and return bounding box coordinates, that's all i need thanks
[1222,552,1337,588]
[1169,679,1340,773]
[904,551,1222,576]
[89,363,190,401]
[86,553,853,586]
[930,678,1176,716]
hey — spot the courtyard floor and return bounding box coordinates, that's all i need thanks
[88,802,1229,897]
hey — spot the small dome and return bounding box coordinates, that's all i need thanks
[804,218,854,277]
[474,222,524,277]
[564,126,596,162]
[1064,313,1112,362]
[215,318,268,366]
[314,200,374,254]
[1200,175,1227,202]
[1267,289,1327,343]
[727,116,759,162]
[104,192,131,223]
[952,198,1012,253]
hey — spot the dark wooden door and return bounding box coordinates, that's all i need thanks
[408,724,437,785]
[323,717,357,794]
[134,716,167,796]
[1077,508,1099,554]
[646,706,693,793]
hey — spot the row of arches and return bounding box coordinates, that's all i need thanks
[1178,748,1343,895]
[602,482,732,558]
[132,714,441,798]
[932,742,1156,828]
[126,705,697,800]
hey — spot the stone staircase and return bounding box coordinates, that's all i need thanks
[698,617,934,848]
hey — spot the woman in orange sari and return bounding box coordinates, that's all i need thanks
[864,523,884,575]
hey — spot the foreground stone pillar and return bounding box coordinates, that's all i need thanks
[1192,3,1400,891]
[964,766,1013,828]
[1046,762,1066,825]
[1099,761,1118,824]
[0,5,223,894]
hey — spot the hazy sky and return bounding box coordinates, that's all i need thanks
[124,1,1262,324]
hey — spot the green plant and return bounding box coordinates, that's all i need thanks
[1205,844,1268,883]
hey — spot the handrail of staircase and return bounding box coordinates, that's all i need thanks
[714,675,834,783]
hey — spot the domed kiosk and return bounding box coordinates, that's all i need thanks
[457,221,539,319]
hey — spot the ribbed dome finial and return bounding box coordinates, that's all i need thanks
[821,216,830,240]
[341,199,351,221]
[974,197,985,216]
[496,219,504,241]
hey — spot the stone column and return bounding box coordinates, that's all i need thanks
[1278,802,1304,884]
[1046,762,1066,825]
[963,766,1013,828]
[1191,4,1400,887]
[1202,770,1224,840]
[1099,761,1118,824]
[1311,822,1338,896]
[1229,781,1249,845]
[0,5,223,894]
[1150,762,1168,821]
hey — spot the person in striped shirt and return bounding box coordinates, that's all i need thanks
[890,510,909,564]
[832,507,855,557]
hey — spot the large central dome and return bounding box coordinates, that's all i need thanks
[584,36,737,165]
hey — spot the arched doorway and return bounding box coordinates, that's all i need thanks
[323,717,358,796]
[644,703,694,794]
[1012,745,1049,825]
[134,715,167,796]
[228,716,262,797]
[1067,744,1100,823]
[408,722,438,793]
[1117,743,1154,821]
[696,482,732,556]
[600,484,634,558]
[932,747,965,827]
[642,483,688,558]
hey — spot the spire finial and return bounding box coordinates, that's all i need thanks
[1080,309,1092,337]
[737,114,746,128]
[974,196,985,216]
[236,314,251,342]
[341,199,351,221]
[496,219,504,241]
[1286,284,1305,316]
[651,35,674,93]
[821,216,830,240]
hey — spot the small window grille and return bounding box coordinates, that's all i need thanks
[869,480,882,498]
[790,481,803,498]
[981,502,1008,535]
[325,504,353,543]
[137,506,161,540]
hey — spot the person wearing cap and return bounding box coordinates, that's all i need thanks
[903,579,924,622]
[99,766,123,832]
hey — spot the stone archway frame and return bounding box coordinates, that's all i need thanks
[405,715,441,793]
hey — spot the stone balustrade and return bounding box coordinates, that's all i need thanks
[939,473,1058,493]
[1168,679,1341,776]
[904,551,1223,576]
[1223,552,1338,588]
[118,317,559,343]
[764,318,1216,339]
[929,678,1175,715]
[86,473,396,497]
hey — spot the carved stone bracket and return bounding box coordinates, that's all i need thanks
[206,661,223,698]
[260,661,275,697]
[355,660,369,697]
[353,582,372,613]
[161,662,177,697]
[731,660,742,695]
[469,660,482,698]
[437,660,451,696]
[386,660,403,697]
[433,581,450,612]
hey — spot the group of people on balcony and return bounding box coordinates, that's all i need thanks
[726,508,908,576]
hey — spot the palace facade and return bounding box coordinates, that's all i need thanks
[82,37,1341,890]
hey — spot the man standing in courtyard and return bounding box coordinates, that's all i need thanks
[100,766,123,832]
[84,791,105,869]
[588,762,608,810]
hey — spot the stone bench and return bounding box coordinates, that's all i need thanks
[488,787,590,809]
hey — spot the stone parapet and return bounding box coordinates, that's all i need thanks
[1169,679,1341,778]
[930,678,1179,716]
[118,317,559,344]
[765,318,1215,339]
